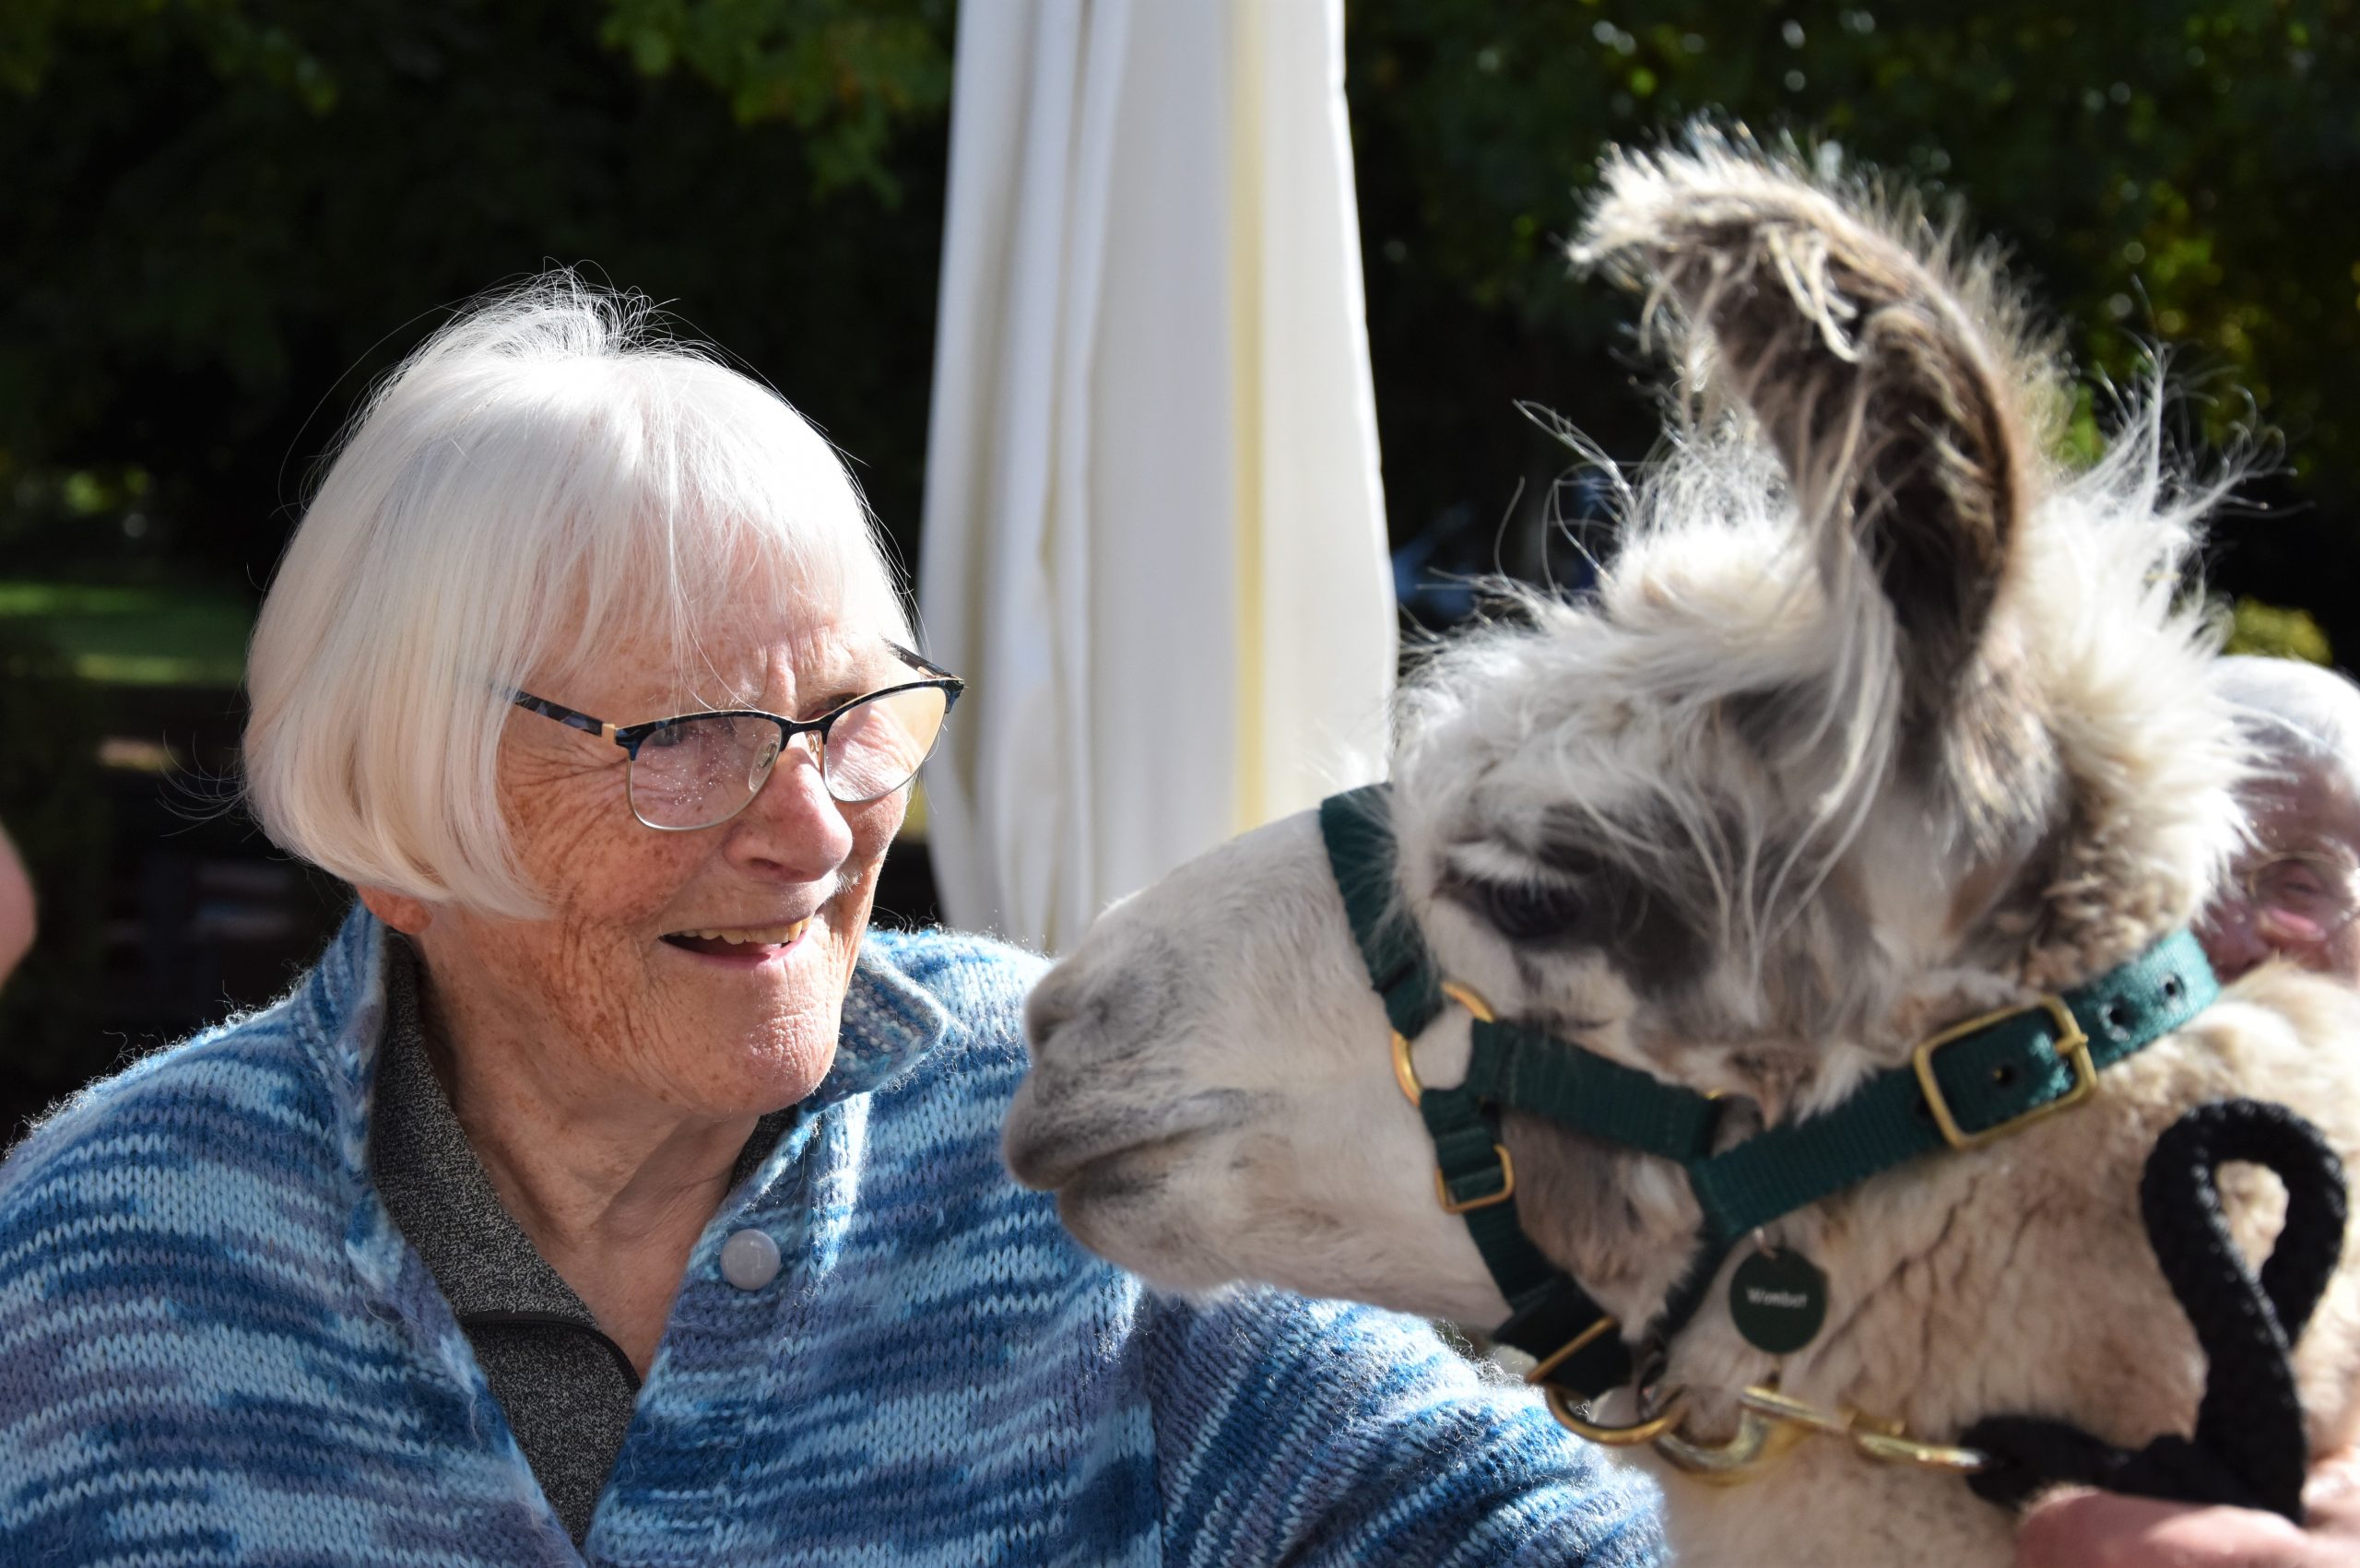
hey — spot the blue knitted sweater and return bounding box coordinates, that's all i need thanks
[0,908,1662,1565]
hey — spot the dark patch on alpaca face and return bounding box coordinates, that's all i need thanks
[1539,807,1715,1000]
[1436,812,1710,1002]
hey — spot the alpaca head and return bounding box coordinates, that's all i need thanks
[1001,134,2247,1334]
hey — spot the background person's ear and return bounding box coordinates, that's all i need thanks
[1575,130,2035,730]
[0,820,35,989]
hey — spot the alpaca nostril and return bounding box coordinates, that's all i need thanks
[1023,969,1085,1053]
[1001,1101,1061,1191]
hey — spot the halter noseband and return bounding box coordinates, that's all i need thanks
[1319,783,2220,1476]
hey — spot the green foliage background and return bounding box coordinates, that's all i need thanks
[1346,1,2359,653]
[4,0,2354,632]
[0,623,104,1068]
[0,0,956,584]
[0,0,2353,1067]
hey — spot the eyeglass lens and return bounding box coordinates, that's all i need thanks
[625,686,950,830]
[2248,854,2358,943]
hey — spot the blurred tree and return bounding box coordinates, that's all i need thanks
[0,622,106,1084]
[0,0,953,594]
[599,0,951,201]
[6,0,2350,640]
[1348,0,2360,660]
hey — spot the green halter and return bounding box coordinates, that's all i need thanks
[1318,783,2221,1417]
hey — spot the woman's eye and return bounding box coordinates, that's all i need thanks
[2256,857,2337,914]
[2276,867,2325,896]
[1478,878,1587,941]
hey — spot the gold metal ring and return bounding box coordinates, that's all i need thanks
[1522,1315,1620,1386]
[1389,1031,1423,1104]
[1440,979,1497,1022]
[1543,1385,1689,1445]
[1652,1401,1809,1484]
[1392,979,1498,1106]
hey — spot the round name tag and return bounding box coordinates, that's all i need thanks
[1729,1247,1828,1355]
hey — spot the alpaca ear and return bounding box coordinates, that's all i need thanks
[1575,136,2031,717]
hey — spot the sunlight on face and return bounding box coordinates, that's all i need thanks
[2198,760,2360,989]
[419,584,914,1121]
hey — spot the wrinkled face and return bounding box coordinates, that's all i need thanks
[413,584,912,1120]
[2197,754,2360,986]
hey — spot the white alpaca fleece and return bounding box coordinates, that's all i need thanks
[1003,130,2360,1567]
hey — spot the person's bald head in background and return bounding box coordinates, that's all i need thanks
[2198,655,2360,987]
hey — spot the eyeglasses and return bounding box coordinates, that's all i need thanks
[510,646,963,831]
[2237,850,2360,947]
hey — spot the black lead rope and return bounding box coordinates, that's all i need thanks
[1965,1099,2348,1525]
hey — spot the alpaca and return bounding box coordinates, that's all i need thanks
[1000,136,2360,1566]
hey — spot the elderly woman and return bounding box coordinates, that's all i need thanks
[0,283,1659,1564]
[2193,655,2360,988]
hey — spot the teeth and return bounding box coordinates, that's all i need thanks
[677,920,811,946]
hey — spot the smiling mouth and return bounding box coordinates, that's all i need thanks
[660,918,813,959]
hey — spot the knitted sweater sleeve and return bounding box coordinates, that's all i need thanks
[872,928,1664,1566]
[1139,1289,1665,1566]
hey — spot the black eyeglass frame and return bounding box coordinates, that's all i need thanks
[508,643,964,829]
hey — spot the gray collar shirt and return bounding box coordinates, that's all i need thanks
[369,938,793,1544]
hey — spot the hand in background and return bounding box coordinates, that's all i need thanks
[2016,1448,2360,1568]
[0,821,32,989]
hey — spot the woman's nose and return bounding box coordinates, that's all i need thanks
[728,739,855,878]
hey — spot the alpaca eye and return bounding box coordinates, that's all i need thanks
[1478,878,1588,941]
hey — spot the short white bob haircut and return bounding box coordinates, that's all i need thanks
[2216,654,2360,797]
[245,274,911,918]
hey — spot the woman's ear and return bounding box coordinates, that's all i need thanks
[355,885,434,936]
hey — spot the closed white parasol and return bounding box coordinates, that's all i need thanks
[917,0,1395,953]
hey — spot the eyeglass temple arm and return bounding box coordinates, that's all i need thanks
[887,642,961,685]
[510,690,621,743]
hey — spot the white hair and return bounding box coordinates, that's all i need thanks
[2216,655,2360,796]
[244,274,910,917]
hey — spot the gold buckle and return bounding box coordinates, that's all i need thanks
[1522,1314,1619,1386]
[1909,995,2094,1151]
[1435,1145,1516,1213]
